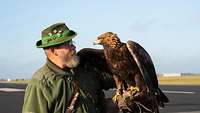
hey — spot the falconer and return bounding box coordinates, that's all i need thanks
[22,23,115,113]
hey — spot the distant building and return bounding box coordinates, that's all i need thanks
[162,73,181,77]
[7,78,11,82]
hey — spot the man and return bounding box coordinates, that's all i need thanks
[22,23,115,113]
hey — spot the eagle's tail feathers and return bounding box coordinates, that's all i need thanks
[156,88,169,107]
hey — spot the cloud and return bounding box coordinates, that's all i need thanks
[131,19,158,32]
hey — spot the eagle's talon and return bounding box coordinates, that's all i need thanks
[112,93,121,103]
[129,86,139,92]
[129,86,140,95]
[112,88,123,102]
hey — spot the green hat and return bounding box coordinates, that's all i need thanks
[36,23,77,48]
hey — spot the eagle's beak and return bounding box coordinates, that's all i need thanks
[93,38,101,45]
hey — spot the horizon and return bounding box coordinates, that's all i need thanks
[0,0,200,79]
[1,73,200,80]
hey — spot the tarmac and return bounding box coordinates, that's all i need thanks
[0,83,200,113]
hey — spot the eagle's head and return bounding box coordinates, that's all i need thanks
[94,32,122,48]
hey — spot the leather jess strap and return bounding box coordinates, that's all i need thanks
[66,78,79,113]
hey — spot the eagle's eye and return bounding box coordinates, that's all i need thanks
[97,37,102,40]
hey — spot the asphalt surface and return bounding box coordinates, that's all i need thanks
[0,83,200,113]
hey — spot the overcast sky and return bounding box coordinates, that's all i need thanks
[0,0,199,79]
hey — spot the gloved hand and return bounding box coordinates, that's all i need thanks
[116,95,132,112]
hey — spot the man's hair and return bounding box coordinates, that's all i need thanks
[43,42,64,56]
[43,48,49,56]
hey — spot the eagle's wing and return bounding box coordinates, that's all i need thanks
[77,48,115,89]
[126,40,169,104]
[77,48,110,72]
[126,41,158,91]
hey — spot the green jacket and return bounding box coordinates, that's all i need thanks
[22,58,114,113]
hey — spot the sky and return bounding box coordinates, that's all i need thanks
[0,0,199,79]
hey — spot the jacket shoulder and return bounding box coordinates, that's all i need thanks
[31,65,55,87]
[33,65,54,79]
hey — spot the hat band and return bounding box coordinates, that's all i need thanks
[42,30,75,44]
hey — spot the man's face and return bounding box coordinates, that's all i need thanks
[56,40,80,68]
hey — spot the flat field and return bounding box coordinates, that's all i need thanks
[158,76,200,85]
[1,76,200,85]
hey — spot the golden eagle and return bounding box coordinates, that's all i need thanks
[91,32,169,113]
